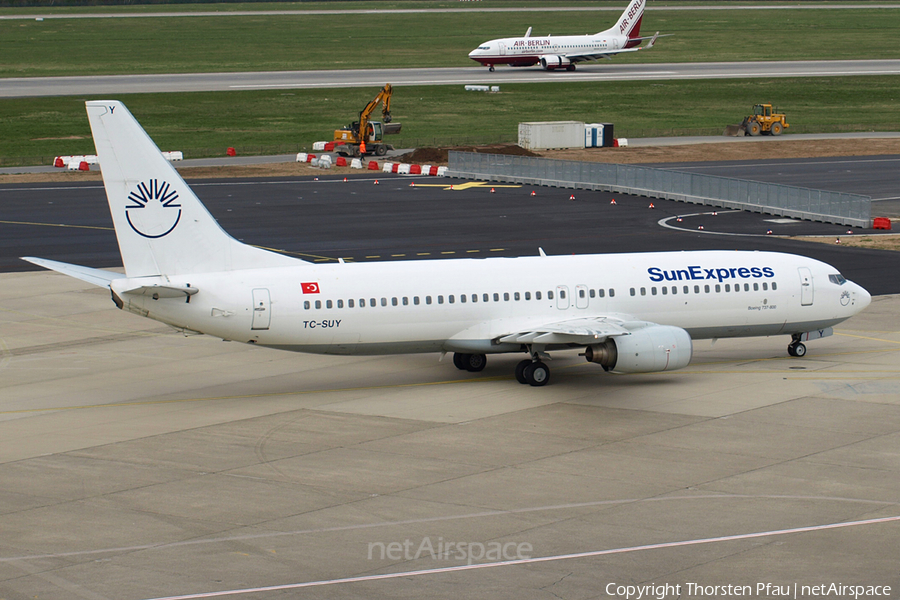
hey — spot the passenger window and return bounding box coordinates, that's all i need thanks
[382,298,388,306]
[449,295,455,304]
[403,297,409,306]
[589,289,595,298]
[315,300,322,309]
[460,294,466,303]
[762,283,768,291]
[493,293,500,302]
[504,293,510,301]
[414,296,420,305]
[438,295,444,304]
[370,298,376,307]
[640,287,646,296]
[560,290,566,299]
[598,289,605,298]
[773,282,778,290]
[473,294,478,303]
[579,289,585,298]
[715,285,721,293]
[704,285,710,293]
[304,301,310,310]
[426,295,433,305]
[725,284,731,292]
[349,299,355,308]
[525,291,531,300]
[753,283,759,291]
[684,286,690,294]
[694,285,699,294]
[630,288,636,296]
[536,291,542,300]
[483,294,489,302]
[337,299,343,308]
[326,300,333,309]
[548,290,554,300]
[671,286,676,295]
[514,292,521,301]
[744,283,750,291]
[609,289,615,297]
[658,287,664,295]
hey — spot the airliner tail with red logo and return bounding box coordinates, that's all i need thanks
[469,0,666,72]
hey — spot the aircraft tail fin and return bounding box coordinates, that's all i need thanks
[609,0,645,39]
[86,101,303,278]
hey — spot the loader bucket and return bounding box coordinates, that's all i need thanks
[723,124,744,136]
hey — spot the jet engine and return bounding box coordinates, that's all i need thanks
[583,325,692,373]
[540,55,571,70]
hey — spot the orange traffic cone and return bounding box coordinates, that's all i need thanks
[648,203,655,209]
[610,198,617,205]
[530,190,536,196]
[490,187,496,193]
[374,180,379,185]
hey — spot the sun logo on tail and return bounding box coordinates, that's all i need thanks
[125,179,182,238]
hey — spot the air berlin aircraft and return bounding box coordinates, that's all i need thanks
[24,101,870,387]
[469,0,664,72]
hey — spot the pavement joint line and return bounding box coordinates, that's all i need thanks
[138,515,900,600]
[4,494,894,565]
[0,219,113,231]
[836,331,900,345]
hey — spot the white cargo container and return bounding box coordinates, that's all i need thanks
[518,121,584,150]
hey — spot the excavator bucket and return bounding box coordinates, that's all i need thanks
[383,123,403,135]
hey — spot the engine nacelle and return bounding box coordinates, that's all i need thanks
[540,55,571,70]
[583,325,693,374]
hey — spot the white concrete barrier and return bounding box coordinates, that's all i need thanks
[350,158,363,169]
[616,138,629,147]
[296,152,308,162]
[162,151,183,161]
[312,141,327,151]
[382,162,394,173]
[397,163,411,175]
[437,166,449,176]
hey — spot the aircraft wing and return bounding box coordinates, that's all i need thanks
[21,256,126,287]
[497,316,636,345]
[567,31,664,62]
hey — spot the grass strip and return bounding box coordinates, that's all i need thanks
[2,76,898,165]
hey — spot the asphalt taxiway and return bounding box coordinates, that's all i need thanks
[2,175,899,599]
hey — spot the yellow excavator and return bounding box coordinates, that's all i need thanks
[333,84,402,157]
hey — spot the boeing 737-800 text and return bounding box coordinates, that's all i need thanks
[24,101,870,386]
[469,0,663,71]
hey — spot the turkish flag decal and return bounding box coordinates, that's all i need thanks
[301,282,320,294]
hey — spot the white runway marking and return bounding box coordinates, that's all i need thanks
[141,514,900,600]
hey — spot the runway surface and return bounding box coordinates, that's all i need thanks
[2,271,899,600]
[3,174,900,295]
[3,168,900,598]
[5,60,900,97]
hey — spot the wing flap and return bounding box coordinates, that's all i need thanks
[498,317,632,345]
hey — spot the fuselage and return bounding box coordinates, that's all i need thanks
[469,33,637,68]
[111,250,870,357]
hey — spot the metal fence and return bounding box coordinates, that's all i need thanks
[448,152,871,228]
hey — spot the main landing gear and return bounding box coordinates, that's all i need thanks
[787,335,807,357]
[488,65,495,72]
[452,352,551,386]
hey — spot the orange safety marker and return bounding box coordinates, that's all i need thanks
[569,194,576,200]
[343,177,348,182]
[676,217,683,222]
[648,203,655,209]
[712,211,718,216]
[374,180,379,185]
[610,198,617,205]
[766,229,773,235]
[490,187,496,193]
[698,225,704,230]
[530,190,536,196]
[835,237,842,244]
[410,182,416,187]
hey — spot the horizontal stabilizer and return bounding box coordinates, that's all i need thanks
[21,257,125,288]
[119,284,199,298]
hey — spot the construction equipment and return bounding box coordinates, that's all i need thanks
[333,84,402,157]
[724,104,789,137]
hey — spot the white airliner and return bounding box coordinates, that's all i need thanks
[24,101,870,386]
[469,0,662,71]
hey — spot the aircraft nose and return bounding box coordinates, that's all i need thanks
[856,284,872,310]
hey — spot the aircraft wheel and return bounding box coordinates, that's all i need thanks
[453,352,470,370]
[524,362,550,387]
[465,353,487,372]
[770,122,783,136]
[489,65,495,72]
[788,342,807,357]
[515,359,531,384]
[566,64,576,72]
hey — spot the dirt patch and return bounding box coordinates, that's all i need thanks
[794,233,900,252]
[398,144,540,164]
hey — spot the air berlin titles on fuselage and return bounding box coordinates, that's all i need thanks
[620,0,644,34]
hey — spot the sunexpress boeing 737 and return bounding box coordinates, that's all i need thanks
[24,101,871,386]
[469,0,663,72]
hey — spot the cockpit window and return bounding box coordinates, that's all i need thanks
[829,274,847,285]
[478,46,490,50]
